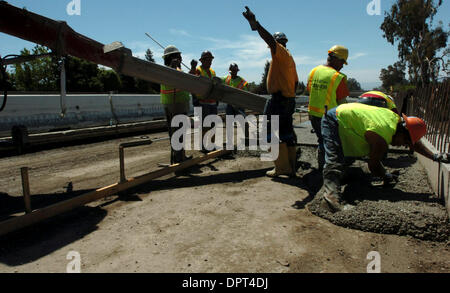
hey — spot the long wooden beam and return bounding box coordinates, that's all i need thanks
[0,149,231,236]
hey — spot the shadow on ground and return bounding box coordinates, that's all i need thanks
[0,205,107,266]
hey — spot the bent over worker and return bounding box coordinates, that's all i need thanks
[319,102,442,212]
[223,63,249,117]
[307,45,350,171]
[357,90,399,114]
[243,6,299,177]
[160,45,195,164]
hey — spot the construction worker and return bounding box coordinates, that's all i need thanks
[243,6,299,178]
[319,102,447,212]
[193,50,217,152]
[160,45,195,164]
[223,63,248,116]
[307,45,350,171]
[357,90,399,114]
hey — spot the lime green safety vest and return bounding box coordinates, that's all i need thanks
[308,65,346,118]
[197,66,216,104]
[160,84,190,105]
[223,75,249,91]
[336,103,400,157]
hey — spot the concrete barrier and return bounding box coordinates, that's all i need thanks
[416,139,450,217]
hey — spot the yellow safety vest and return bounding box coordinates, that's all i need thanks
[197,66,216,104]
[160,67,190,105]
[336,103,400,157]
[307,65,346,118]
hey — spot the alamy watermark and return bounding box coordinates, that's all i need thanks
[366,251,381,273]
[67,0,81,16]
[170,107,280,161]
[366,0,381,16]
[66,251,81,273]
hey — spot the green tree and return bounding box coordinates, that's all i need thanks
[296,81,306,95]
[65,56,102,92]
[380,0,448,86]
[247,81,258,93]
[255,60,270,94]
[98,69,121,92]
[145,49,155,63]
[379,61,407,90]
[13,45,58,91]
[347,78,362,91]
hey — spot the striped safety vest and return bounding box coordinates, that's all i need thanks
[160,68,190,105]
[223,75,249,90]
[307,65,346,118]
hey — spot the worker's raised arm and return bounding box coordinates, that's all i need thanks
[243,6,277,54]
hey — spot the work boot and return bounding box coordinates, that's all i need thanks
[266,143,293,177]
[287,146,298,177]
[322,177,343,212]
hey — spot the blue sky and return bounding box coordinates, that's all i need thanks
[1,0,449,90]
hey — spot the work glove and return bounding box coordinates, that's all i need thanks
[243,6,259,31]
[433,153,450,163]
[383,172,399,185]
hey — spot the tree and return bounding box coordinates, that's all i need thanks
[296,81,306,95]
[13,45,58,91]
[255,60,270,94]
[347,78,362,91]
[64,56,102,92]
[379,61,407,90]
[98,69,121,92]
[380,0,449,86]
[145,49,155,63]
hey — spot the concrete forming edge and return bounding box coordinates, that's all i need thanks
[415,138,450,218]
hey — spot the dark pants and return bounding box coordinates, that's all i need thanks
[310,115,325,169]
[264,92,296,146]
[164,104,188,164]
[226,104,246,117]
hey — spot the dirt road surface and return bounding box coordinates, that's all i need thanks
[0,129,449,273]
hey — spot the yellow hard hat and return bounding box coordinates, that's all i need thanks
[328,45,348,65]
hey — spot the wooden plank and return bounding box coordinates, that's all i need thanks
[0,149,231,236]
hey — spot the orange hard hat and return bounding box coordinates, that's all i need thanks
[402,114,427,145]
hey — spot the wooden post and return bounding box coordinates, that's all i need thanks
[20,167,32,214]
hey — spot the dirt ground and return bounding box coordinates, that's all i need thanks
[0,129,449,273]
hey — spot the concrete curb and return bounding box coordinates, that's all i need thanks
[415,139,450,218]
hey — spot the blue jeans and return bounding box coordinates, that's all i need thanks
[321,107,345,180]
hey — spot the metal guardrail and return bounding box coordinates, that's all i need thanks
[394,80,450,153]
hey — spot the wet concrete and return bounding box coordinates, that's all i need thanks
[238,145,450,242]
